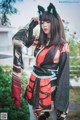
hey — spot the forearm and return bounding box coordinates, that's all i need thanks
[12,20,38,48]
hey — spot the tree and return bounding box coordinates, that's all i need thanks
[0,0,23,26]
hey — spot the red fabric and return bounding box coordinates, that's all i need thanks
[12,75,21,107]
[25,74,36,104]
[39,78,51,108]
[25,74,52,110]
[36,45,54,67]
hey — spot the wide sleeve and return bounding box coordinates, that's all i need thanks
[12,20,38,107]
[12,43,24,107]
[54,43,70,113]
[12,20,38,48]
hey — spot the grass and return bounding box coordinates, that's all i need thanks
[68,87,80,118]
[47,87,80,120]
[68,110,80,118]
[69,87,80,104]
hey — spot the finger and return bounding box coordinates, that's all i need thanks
[32,17,38,21]
[33,40,38,45]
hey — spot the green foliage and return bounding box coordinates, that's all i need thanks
[70,55,80,79]
[68,34,78,56]
[70,87,80,104]
[62,19,79,56]
[68,34,80,78]
[0,0,23,26]
[0,65,30,120]
[21,71,29,94]
[76,41,80,48]
[0,13,11,26]
[69,34,80,78]
[0,0,23,14]
[68,87,80,118]
[62,19,80,78]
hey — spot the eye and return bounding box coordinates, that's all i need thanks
[41,21,50,24]
[41,21,44,24]
[46,20,50,23]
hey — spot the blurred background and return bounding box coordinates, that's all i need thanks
[0,0,80,120]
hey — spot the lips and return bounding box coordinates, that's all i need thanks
[44,28,48,31]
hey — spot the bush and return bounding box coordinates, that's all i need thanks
[0,65,30,120]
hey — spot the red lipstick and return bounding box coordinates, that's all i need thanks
[44,28,48,31]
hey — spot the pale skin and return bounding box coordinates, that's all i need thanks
[41,20,51,39]
[33,17,51,46]
[32,17,51,38]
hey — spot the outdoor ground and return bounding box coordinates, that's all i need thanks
[47,87,80,120]
[68,118,80,120]
[67,87,80,120]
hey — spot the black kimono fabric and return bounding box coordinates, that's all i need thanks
[24,43,70,113]
[12,21,70,113]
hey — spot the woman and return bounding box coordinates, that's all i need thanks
[12,3,69,120]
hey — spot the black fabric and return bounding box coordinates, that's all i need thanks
[29,20,38,29]
[12,20,38,106]
[13,45,24,69]
[12,20,38,48]
[40,45,58,68]
[33,65,57,76]
[54,52,69,112]
[38,112,50,120]
[57,117,65,120]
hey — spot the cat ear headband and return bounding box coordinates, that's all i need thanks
[38,3,58,19]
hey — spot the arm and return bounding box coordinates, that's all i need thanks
[12,19,38,48]
[12,19,38,106]
[54,43,70,119]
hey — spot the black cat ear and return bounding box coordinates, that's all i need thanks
[38,5,45,19]
[47,3,58,18]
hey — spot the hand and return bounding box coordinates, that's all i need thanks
[31,17,39,23]
[33,36,39,46]
[29,17,39,29]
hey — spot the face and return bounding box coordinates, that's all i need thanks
[41,21,51,38]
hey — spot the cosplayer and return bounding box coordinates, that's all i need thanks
[12,3,70,120]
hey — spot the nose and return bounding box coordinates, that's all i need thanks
[43,22,47,27]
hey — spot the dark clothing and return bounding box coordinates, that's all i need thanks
[24,43,69,112]
[12,20,70,113]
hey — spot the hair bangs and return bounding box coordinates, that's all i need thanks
[40,12,51,22]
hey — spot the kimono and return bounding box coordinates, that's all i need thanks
[24,43,70,114]
[12,20,38,107]
[12,20,70,118]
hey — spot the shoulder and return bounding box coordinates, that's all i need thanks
[60,42,69,54]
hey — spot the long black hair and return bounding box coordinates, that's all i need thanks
[38,11,66,47]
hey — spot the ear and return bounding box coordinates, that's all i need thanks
[47,3,58,18]
[38,5,45,18]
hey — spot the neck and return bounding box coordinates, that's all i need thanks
[47,34,51,39]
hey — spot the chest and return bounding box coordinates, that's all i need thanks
[36,45,61,67]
